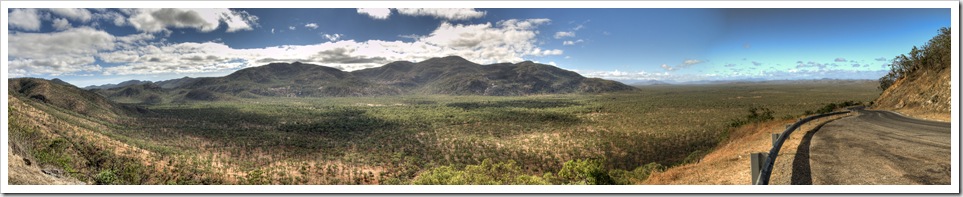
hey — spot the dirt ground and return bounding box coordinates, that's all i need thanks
[645,113,852,185]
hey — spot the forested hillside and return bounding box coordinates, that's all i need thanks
[875,27,951,121]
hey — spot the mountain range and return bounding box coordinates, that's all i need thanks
[78,56,635,103]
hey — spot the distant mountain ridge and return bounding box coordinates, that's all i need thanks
[83,80,152,90]
[84,56,636,102]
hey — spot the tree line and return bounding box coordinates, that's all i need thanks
[879,27,951,91]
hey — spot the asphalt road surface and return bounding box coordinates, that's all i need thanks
[791,107,951,185]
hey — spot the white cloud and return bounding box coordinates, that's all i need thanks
[9,9,41,31]
[10,27,116,59]
[127,8,258,33]
[581,69,672,80]
[554,31,575,39]
[834,57,847,62]
[271,28,275,34]
[660,59,705,71]
[395,8,485,20]
[289,26,296,30]
[13,18,563,77]
[681,59,703,66]
[660,64,674,71]
[9,27,117,76]
[92,11,128,26]
[305,23,319,29]
[46,8,93,22]
[52,18,72,31]
[323,33,343,41]
[357,8,391,20]
[562,39,584,46]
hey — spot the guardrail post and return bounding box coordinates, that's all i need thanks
[771,133,781,147]
[750,152,768,184]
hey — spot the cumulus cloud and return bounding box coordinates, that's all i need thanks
[46,8,93,22]
[289,26,296,30]
[12,17,564,76]
[395,8,485,20]
[834,57,847,62]
[10,27,116,59]
[127,8,258,33]
[751,61,763,66]
[554,31,575,39]
[9,9,42,31]
[724,63,737,67]
[357,8,391,20]
[9,27,118,76]
[52,18,72,31]
[305,23,319,29]
[875,57,887,61]
[93,11,128,26]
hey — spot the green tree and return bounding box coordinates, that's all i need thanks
[879,27,950,91]
[557,159,614,185]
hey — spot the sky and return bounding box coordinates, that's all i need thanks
[5,8,951,87]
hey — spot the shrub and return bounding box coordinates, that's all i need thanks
[557,159,614,185]
[412,159,550,185]
[95,169,118,185]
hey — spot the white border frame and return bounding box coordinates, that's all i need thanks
[1,1,958,194]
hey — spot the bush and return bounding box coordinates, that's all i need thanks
[728,107,774,127]
[610,162,664,184]
[557,159,614,185]
[412,159,549,185]
[95,169,118,185]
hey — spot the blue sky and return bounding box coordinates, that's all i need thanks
[6,8,950,86]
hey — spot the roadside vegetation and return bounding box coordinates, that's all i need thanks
[878,27,950,91]
[874,27,951,121]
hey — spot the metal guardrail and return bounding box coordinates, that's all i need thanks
[751,110,851,185]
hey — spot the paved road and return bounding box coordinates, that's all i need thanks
[791,107,951,185]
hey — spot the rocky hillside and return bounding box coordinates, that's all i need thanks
[9,78,133,120]
[874,27,950,121]
[354,56,636,96]
[8,78,153,185]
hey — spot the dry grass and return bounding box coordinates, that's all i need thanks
[874,65,950,122]
[7,144,85,185]
[644,113,852,185]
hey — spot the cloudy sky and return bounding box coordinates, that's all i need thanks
[5,8,950,86]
